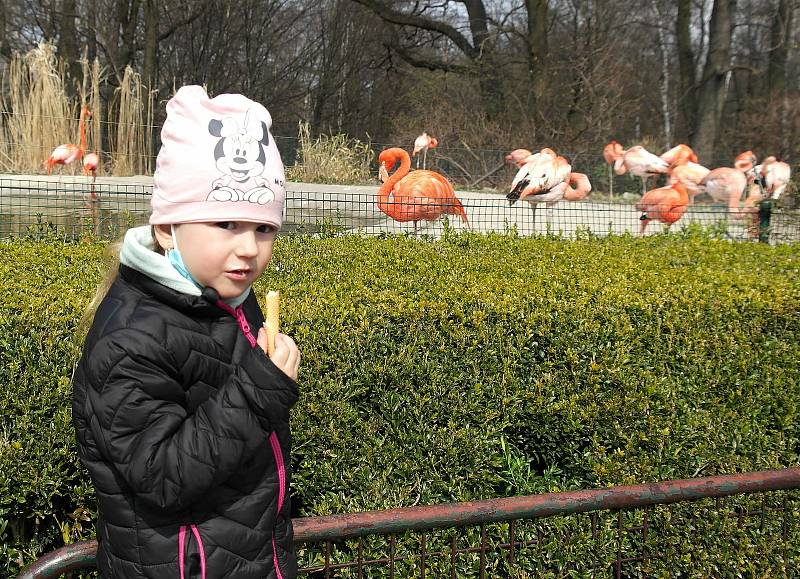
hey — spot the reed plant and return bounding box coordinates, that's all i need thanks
[286,121,375,184]
[0,43,74,174]
[83,54,103,173]
[110,66,154,176]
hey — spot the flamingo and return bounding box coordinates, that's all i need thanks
[83,152,100,179]
[506,148,570,206]
[412,132,438,169]
[758,156,791,199]
[636,182,689,234]
[668,162,710,204]
[660,144,698,167]
[563,172,592,201]
[615,145,670,194]
[698,152,756,212]
[602,140,625,196]
[377,147,468,234]
[44,107,91,174]
[505,148,533,168]
[83,152,101,235]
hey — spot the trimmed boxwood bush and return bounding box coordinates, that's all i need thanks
[1,231,799,575]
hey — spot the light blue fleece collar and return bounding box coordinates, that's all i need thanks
[119,226,250,308]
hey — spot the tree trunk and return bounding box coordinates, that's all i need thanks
[691,0,735,164]
[143,0,158,92]
[525,0,548,103]
[58,0,82,90]
[463,0,505,120]
[767,0,792,94]
[653,0,672,148]
[676,0,695,143]
[86,0,97,62]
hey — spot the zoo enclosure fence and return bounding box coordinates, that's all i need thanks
[18,468,800,578]
[1,176,799,244]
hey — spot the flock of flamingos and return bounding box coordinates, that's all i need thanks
[41,108,792,238]
[379,132,793,236]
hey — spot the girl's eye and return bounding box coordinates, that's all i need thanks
[216,222,235,230]
[256,224,272,233]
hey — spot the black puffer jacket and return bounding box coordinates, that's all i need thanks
[72,264,299,578]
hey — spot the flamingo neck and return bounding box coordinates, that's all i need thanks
[79,109,87,153]
[378,149,411,219]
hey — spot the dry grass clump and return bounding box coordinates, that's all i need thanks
[0,43,154,177]
[109,66,154,175]
[286,121,375,184]
[0,43,74,173]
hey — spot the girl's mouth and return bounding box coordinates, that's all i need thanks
[225,269,251,280]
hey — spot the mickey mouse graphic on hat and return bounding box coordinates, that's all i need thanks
[206,109,277,205]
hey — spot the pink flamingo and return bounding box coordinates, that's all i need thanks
[668,162,710,204]
[636,182,689,234]
[563,173,592,201]
[507,148,569,206]
[699,152,758,212]
[615,145,670,194]
[758,156,791,199]
[83,152,101,234]
[602,140,625,196]
[378,147,468,234]
[44,107,91,174]
[412,132,439,170]
[83,152,100,180]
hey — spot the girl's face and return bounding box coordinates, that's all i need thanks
[167,222,276,299]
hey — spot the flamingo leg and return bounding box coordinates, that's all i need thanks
[422,149,427,171]
[608,165,613,197]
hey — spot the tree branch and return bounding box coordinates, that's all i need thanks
[350,0,477,59]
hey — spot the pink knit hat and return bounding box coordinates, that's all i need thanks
[150,85,286,229]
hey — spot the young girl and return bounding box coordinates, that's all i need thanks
[72,85,301,579]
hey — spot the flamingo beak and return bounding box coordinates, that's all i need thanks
[379,163,388,183]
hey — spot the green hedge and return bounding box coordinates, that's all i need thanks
[2,231,799,575]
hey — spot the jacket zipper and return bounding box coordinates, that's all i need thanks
[216,300,287,578]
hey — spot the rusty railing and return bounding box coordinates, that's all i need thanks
[18,467,800,578]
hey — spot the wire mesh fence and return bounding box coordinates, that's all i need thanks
[295,492,800,577]
[18,469,800,578]
[1,176,799,244]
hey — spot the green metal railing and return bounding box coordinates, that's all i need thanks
[18,468,800,578]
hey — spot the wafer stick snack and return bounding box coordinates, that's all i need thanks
[264,291,280,356]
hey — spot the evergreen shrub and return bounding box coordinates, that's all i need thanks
[2,232,799,575]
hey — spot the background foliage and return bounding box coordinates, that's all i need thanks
[0,0,797,177]
[1,231,799,574]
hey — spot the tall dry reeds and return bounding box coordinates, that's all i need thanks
[286,121,375,184]
[83,53,103,170]
[109,66,154,176]
[0,43,154,177]
[0,43,74,174]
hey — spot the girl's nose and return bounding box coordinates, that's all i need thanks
[235,231,259,257]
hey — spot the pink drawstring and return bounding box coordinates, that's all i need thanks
[178,526,186,579]
[191,525,207,579]
[270,432,287,579]
[178,524,207,579]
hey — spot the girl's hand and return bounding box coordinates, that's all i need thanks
[257,327,300,381]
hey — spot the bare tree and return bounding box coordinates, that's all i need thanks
[692,0,736,163]
[348,0,507,120]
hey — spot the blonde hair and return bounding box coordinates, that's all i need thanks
[77,227,166,338]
